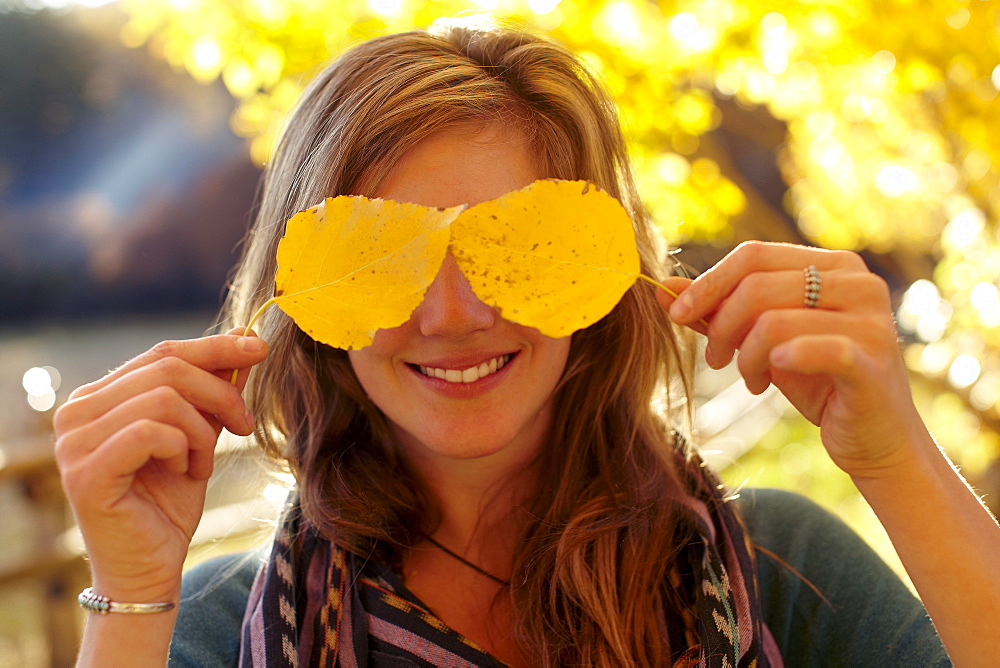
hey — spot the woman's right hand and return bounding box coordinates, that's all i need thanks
[53,332,268,604]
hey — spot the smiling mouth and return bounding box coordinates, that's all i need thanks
[411,353,513,384]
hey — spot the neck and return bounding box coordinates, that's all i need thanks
[429,454,532,543]
[409,459,528,591]
[401,439,538,560]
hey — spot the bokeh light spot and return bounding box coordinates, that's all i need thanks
[655,153,691,186]
[670,12,699,42]
[761,12,787,36]
[875,164,919,198]
[948,354,981,389]
[918,342,953,375]
[943,208,986,249]
[22,367,53,396]
[872,50,896,74]
[22,366,61,412]
[945,7,970,30]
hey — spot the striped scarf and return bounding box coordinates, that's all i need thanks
[240,472,782,667]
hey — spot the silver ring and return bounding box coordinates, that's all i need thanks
[804,265,821,308]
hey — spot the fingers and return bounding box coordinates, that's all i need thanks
[215,328,261,391]
[61,421,191,505]
[769,333,861,379]
[702,267,891,369]
[54,331,270,493]
[58,334,267,436]
[69,333,267,400]
[657,276,693,309]
[656,242,896,394]
[67,357,252,435]
[734,309,892,394]
[59,387,220,481]
[667,241,867,326]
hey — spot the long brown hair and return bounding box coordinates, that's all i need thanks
[222,19,698,666]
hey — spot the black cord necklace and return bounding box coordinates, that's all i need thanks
[423,534,510,587]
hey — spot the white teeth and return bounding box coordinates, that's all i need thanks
[418,354,511,384]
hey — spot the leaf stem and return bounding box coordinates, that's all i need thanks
[635,272,673,293]
[635,273,710,328]
[229,298,277,385]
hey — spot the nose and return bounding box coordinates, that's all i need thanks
[414,254,496,338]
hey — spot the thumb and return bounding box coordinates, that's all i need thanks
[656,277,709,335]
[220,328,268,392]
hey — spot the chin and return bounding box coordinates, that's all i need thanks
[392,415,547,465]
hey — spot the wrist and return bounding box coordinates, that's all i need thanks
[89,575,182,606]
[848,432,946,495]
[836,421,940,482]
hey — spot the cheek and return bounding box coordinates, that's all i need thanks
[530,333,572,383]
[347,332,398,396]
[348,324,407,367]
[551,338,572,372]
[347,349,373,386]
[347,350,403,423]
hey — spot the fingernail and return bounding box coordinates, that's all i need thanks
[244,408,256,430]
[669,293,693,320]
[236,337,264,353]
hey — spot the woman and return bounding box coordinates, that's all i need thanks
[55,20,999,667]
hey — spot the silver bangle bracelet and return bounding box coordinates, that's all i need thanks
[77,587,176,615]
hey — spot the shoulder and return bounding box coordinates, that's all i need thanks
[733,488,950,666]
[168,551,264,667]
[735,487,864,552]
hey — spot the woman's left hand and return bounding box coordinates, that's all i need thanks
[658,241,929,479]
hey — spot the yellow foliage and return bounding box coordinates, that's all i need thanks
[121,0,1000,465]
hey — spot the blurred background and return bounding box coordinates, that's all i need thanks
[1,0,998,664]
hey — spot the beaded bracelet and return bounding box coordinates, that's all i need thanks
[77,587,176,615]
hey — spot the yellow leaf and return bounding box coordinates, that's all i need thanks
[272,195,462,349]
[449,180,641,338]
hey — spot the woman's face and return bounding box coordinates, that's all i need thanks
[347,122,571,468]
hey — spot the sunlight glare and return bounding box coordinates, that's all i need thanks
[602,1,643,47]
[670,12,698,41]
[527,0,560,15]
[368,0,403,19]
